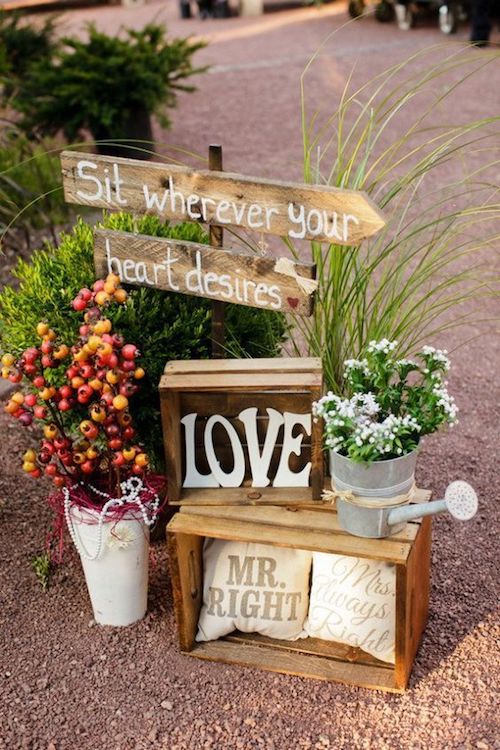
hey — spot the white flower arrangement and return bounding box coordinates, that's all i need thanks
[313,340,458,463]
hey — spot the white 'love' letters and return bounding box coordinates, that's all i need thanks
[182,407,312,488]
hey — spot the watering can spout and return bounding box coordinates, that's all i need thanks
[388,480,478,528]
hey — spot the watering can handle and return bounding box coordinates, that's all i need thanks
[388,499,447,526]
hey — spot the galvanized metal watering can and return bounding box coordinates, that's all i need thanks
[335,480,478,539]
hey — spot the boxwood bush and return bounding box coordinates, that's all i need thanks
[0,213,288,469]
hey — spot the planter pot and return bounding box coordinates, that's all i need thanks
[68,505,150,626]
[329,450,418,538]
[63,478,161,626]
[94,108,154,161]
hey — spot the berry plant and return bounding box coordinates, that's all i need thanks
[1,273,150,496]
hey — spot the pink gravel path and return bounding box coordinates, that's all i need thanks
[1,3,500,749]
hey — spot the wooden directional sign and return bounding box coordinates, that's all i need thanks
[61,151,386,246]
[94,229,318,316]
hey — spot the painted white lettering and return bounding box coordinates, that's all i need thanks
[273,411,312,487]
[215,200,231,224]
[247,204,264,229]
[142,184,169,212]
[306,208,322,235]
[181,413,218,487]
[165,247,180,291]
[267,285,282,309]
[254,283,270,307]
[265,206,279,230]
[76,160,103,202]
[122,259,136,283]
[105,238,122,277]
[343,213,360,242]
[203,271,219,295]
[204,415,245,487]
[287,203,306,239]
[238,407,284,487]
[185,251,203,293]
[218,275,234,300]
[168,176,186,214]
[186,193,201,220]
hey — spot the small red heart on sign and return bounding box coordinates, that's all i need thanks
[287,297,299,309]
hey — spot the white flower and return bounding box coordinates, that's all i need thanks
[107,524,135,550]
[367,338,397,355]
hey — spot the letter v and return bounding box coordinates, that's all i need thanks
[238,407,284,487]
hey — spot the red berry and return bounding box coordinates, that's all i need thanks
[45,463,57,477]
[121,344,137,361]
[29,468,42,479]
[34,405,47,419]
[123,426,135,440]
[23,364,38,377]
[72,297,87,312]
[80,460,95,474]
[33,375,45,388]
[41,355,54,369]
[112,451,125,467]
[59,385,73,399]
[53,475,65,488]
[93,279,105,292]
[77,384,93,403]
[79,325,90,337]
[19,413,33,427]
[24,348,39,364]
[121,360,135,372]
[108,438,122,450]
[80,288,93,301]
[24,393,37,407]
[8,371,22,384]
[105,424,120,437]
[38,450,52,464]
[40,340,53,355]
[80,365,95,380]
[58,399,72,412]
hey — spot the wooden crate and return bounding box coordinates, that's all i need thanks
[159,358,324,505]
[167,491,432,693]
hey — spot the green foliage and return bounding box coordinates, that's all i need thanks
[0,12,56,90]
[31,551,52,591]
[313,340,457,463]
[13,23,207,142]
[0,213,287,468]
[289,47,500,393]
[0,126,70,248]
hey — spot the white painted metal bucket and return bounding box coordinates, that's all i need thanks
[69,506,150,626]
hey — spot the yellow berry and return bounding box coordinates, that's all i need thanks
[113,289,127,304]
[1,367,11,379]
[135,452,149,468]
[134,367,145,380]
[112,394,128,411]
[12,392,24,405]
[95,291,111,306]
[22,461,37,473]
[23,449,37,462]
[36,322,49,337]
[1,353,15,367]
[86,335,102,353]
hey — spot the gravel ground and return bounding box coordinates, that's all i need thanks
[1,3,500,749]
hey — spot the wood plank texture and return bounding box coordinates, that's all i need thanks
[187,640,400,692]
[94,228,317,316]
[168,512,411,563]
[165,358,322,375]
[61,151,386,245]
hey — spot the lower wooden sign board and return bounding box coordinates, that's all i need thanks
[94,229,318,316]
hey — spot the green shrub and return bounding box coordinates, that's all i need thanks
[0,214,288,469]
[13,23,206,143]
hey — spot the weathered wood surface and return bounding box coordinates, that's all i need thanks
[165,357,322,374]
[208,144,226,357]
[188,639,399,692]
[94,229,317,316]
[61,151,386,245]
[168,512,411,563]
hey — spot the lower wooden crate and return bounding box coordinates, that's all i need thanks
[166,492,432,693]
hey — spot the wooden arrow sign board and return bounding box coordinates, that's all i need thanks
[61,151,386,246]
[94,229,317,316]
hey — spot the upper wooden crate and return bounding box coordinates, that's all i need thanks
[159,358,324,505]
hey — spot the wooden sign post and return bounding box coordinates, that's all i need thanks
[208,145,225,358]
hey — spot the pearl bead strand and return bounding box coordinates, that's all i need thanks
[64,478,160,562]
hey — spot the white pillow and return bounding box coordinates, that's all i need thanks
[196,539,312,642]
[305,552,396,664]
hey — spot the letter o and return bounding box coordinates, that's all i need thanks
[306,208,323,236]
[204,415,246,487]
